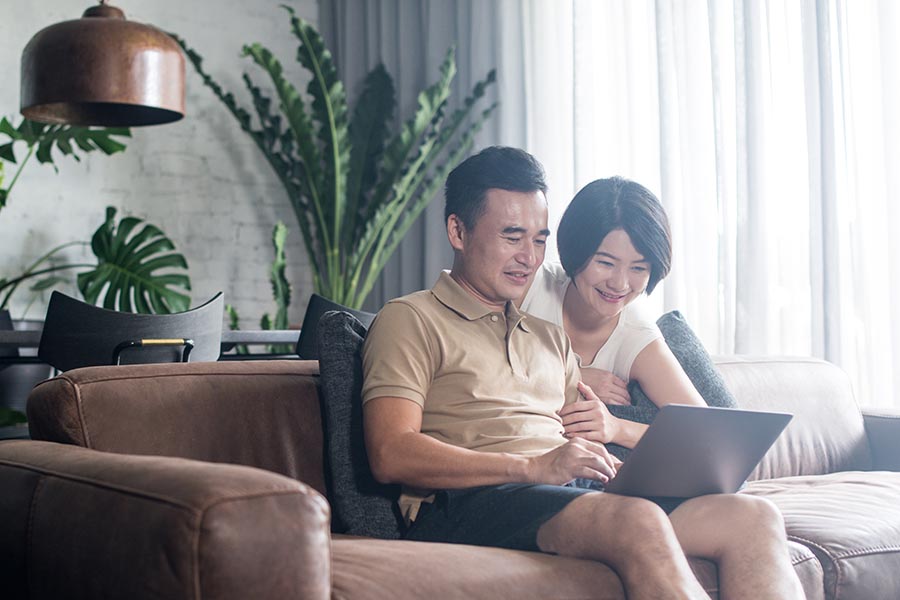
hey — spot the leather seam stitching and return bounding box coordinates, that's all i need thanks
[788,534,840,596]
[0,457,311,512]
[60,369,318,386]
[831,545,900,559]
[26,475,46,598]
[199,487,319,512]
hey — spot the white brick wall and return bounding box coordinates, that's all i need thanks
[0,0,318,325]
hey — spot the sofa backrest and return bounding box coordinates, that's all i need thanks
[714,356,872,480]
[27,360,328,497]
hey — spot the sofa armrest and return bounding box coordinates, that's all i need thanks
[863,409,900,471]
[26,360,328,495]
[0,440,331,600]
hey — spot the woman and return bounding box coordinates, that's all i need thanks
[519,177,705,449]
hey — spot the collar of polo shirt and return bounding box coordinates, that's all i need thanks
[432,272,531,333]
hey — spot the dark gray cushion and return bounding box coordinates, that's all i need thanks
[606,310,737,460]
[316,310,404,539]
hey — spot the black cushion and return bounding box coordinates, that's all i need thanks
[297,294,376,360]
[316,310,404,539]
[606,310,737,460]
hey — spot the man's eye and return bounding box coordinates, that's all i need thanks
[535,239,547,246]
[505,237,522,243]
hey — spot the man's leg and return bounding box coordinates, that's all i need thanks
[537,493,710,600]
[668,494,805,599]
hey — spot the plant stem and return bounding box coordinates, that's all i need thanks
[3,144,36,202]
[0,263,92,310]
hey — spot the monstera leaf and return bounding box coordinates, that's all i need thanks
[77,207,191,314]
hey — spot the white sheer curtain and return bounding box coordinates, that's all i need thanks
[322,0,900,407]
[547,0,899,408]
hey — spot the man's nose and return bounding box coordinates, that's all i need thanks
[516,244,537,266]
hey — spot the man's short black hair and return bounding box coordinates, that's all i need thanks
[557,177,672,294]
[444,146,548,230]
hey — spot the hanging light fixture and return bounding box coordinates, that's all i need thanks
[20,0,185,127]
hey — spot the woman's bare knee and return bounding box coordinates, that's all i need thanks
[671,494,787,559]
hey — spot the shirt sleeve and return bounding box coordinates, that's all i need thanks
[361,300,438,407]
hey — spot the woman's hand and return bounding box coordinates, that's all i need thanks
[578,367,631,406]
[558,381,624,444]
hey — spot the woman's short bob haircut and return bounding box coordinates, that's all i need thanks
[557,177,672,294]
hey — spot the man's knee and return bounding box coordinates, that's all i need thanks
[537,493,671,556]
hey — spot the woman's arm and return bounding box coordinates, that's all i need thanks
[560,339,705,448]
[629,338,706,408]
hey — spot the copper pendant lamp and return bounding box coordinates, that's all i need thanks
[20,0,185,127]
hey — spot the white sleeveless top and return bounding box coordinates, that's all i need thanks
[521,262,662,381]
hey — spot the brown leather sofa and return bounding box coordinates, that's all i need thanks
[1,356,899,599]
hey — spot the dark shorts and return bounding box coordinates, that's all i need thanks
[403,479,685,552]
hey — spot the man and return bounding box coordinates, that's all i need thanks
[362,146,804,599]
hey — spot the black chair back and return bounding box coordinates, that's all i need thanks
[296,294,375,360]
[38,291,224,371]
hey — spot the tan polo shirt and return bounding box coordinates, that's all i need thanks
[362,271,582,520]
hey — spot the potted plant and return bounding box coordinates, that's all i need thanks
[0,117,192,434]
[174,7,497,309]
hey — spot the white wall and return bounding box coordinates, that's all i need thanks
[0,0,318,325]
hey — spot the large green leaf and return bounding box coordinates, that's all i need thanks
[178,15,496,310]
[0,117,130,215]
[286,8,352,298]
[267,221,291,331]
[76,207,191,314]
[347,64,396,248]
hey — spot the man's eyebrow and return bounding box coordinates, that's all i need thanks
[501,226,551,236]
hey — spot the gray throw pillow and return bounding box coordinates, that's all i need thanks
[316,310,404,539]
[605,310,737,461]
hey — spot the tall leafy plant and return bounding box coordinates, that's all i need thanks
[175,7,497,309]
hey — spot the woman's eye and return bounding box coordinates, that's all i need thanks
[632,266,648,273]
[596,260,614,267]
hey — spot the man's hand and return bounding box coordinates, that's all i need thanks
[558,381,623,444]
[578,367,631,406]
[527,437,620,485]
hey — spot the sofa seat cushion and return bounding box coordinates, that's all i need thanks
[331,535,825,600]
[742,471,900,600]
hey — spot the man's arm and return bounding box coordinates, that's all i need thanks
[364,395,618,488]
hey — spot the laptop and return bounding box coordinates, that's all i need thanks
[603,404,792,499]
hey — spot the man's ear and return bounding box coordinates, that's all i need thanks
[447,214,466,251]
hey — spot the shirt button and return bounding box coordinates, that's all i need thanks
[490,315,499,322]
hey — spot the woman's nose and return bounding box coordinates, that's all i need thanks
[607,268,627,290]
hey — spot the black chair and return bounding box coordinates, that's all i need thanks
[37,291,224,372]
[295,293,375,360]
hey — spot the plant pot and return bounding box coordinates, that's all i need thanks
[0,310,53,437]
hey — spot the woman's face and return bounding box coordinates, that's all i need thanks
[572,228,651,320]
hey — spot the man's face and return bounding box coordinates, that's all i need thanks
[448,188,550,308]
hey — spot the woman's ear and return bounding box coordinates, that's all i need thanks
[447,214,466,251]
